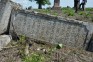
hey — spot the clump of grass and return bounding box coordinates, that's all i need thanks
[79,11,86,15]
[79,12,91,18]
[53,12,58,16]
[18,35,26,44]
[67,11,74,16]
[64,10,74,16]
[62,8,74,16]
[18,35,46,62]
[86,8,93,11]
[62,7,69,10]
[85,13,91,18]
[17,35,27,58]
[33,9,51,14]
[22,53,45,62]
[19,48,26,58]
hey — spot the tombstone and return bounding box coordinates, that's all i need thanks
[52,0,61,10]
[0,0,12,34]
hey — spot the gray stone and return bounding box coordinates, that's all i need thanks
[0,35,12,50]
[0,1,12,34]
[1,0,92,49]
[10,10,92,48]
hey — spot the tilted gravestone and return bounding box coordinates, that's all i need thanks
[10,10,93,48]
[0,0,12,34]
[0,0,93,49]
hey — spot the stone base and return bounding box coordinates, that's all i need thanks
[52,6,61,10]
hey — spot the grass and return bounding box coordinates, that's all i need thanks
[22,53,45,62]
[2,34,93,62]
[86,8,93,11]
[62,7,75,16]
[17,35,55,62]
[34,7,93,22]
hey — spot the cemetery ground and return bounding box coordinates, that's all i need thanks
[34,7,93,23]
[0,35,93,62]
[0,8,93,62]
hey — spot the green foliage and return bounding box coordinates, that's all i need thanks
[68,11,74,16]
[62,7,69,10]
[19,48,26,58]
[86,8,93,11]
[53,12,58,16]
[85,13,91,18]
[18,35,27,58]
[79,11,86,15]
[29,0,50,9]
[35,0,50,5]
[22,53,45,62]
[63,8,74,16]
[19,35,26,44]
[79,11,91,18]
[34,9,52,15]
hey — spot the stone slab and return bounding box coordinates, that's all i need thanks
[0,1,12,34]
[9,10,93,48]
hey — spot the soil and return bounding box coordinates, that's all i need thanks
[0,47,21,62]
[0,41,93,62]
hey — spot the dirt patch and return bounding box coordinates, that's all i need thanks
[0,41,93,62]
[0,47,21,62]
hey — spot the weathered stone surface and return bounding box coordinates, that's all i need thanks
[10,10,93,48]
[0,1,12,34]
[0,35,12,50]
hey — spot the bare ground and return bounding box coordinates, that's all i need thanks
[0,41,93,62]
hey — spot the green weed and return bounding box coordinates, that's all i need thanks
[22,53,45,62]
[78,11,86,15]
